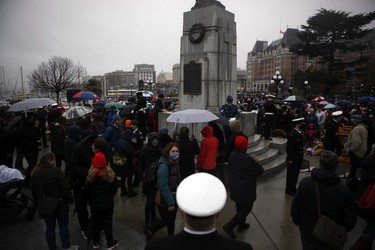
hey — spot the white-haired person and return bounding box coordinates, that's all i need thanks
[145,173,253,250]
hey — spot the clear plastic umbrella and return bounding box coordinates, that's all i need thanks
[62,106,92,119]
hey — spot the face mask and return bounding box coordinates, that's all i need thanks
[151,139,159,147]
[169,152,180,161]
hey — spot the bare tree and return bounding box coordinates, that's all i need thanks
[29,56,84,103]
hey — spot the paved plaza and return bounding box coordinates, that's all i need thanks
[0,152,371,250]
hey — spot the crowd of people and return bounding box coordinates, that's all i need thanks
[0,92,375,250]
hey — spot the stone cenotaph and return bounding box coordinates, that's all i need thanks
[179,0,237,112]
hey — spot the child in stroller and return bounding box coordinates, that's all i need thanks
[0,165,35,220]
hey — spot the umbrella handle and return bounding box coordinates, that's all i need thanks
[172,120,178,131]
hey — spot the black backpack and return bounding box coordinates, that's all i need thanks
[144,161,159,186]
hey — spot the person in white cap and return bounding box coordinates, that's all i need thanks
[285,117,306,196]
[322,110,344,155]
[145,173,253,250]
[263,94,278,140]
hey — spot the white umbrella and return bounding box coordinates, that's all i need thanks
[62,106,92,119]
[8,98,56,112]
[166,109,219,123]
[324,104,336,109]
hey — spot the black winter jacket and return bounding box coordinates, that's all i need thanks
[70,134,96,186]
[228,150,264,203]
[178,135,200,180]
[291,168,357,234]
[82,176,117,211]
[31,165,73,207]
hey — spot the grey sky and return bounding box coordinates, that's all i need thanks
[0,0,374,92]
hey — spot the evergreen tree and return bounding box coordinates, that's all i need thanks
[291,9,375,92]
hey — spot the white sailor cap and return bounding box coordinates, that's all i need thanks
[292,117,305,122]
[176,173,227,217]
[266,94,276,98]
[51,103,58,107]
[332,111,343,117]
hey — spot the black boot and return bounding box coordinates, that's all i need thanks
[237,223,250,232]
[222,222,236,239]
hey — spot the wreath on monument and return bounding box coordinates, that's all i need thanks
[188,23,206,44]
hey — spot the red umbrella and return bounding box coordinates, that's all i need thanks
[312,96,325,102]
[72,91,101,101]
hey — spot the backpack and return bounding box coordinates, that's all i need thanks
[110,148,128,167]
[144,161,159,186]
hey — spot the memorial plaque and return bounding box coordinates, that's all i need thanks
[183,61,202,95]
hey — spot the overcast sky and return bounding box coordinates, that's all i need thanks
[0,0,374,92]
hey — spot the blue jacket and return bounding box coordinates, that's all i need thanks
[102,125,121,149]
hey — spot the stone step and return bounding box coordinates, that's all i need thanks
[266,137,288,154]
[247,140,270,155]
[250,147,280,165]
[261,154,287,177]
[248,134,262,148]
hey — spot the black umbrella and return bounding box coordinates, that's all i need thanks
[93,100,106,107]
[335,100,352,107]
[120,104,136,116]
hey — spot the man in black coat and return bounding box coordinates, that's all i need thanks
[323,110,344,155]
[263,94,278,140]
[70,130,98,238]
[291,150,357,249]
[145,173,253,250]
[177,127,200,180]
[285,117,306,196]
[223,135,264,239]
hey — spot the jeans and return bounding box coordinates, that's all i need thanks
[43,202,71,250]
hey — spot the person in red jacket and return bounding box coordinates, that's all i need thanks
[196,125,219,176]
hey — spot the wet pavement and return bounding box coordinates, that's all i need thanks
[0,151,372,250]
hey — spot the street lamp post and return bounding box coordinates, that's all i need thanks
[304,80,310,99]
[270,71,284,99]
[130,83,133,96]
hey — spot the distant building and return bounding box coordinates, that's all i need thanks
[237,68,247,94]
[172,63,180,84]
[103,70,135,96]
[157,71,173,83]
[247,28,375,97]
[134,64,156,88]
[246,28,309,95]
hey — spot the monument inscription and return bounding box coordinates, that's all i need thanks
[183,61,202,95]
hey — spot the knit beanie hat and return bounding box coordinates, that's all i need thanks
[235,135,248,151]
[159,126,168,135]
[112,114,121,124]
[227,95,233,102]
[319,150,338,171]
[92,152,107,169]
[125,119,132,127]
